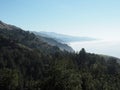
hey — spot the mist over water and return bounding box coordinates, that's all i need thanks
[69,40,120,58]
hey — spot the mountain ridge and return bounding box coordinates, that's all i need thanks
[0,20,74,52]
[0,20,21,30]
[33,31,96,43]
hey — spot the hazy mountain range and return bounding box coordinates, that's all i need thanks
[0,20,74,52]
[33,31,96,43]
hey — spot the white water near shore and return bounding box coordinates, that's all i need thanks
[69,40,120,58]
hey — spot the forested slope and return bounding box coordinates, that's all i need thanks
[0,21,120,90]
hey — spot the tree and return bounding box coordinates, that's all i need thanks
[0,69,19,90]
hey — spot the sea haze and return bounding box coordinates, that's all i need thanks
[69,40,120,58]
[34,31,120,58]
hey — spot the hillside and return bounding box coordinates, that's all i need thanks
[36,35,74,52]
[0,22,73,52]
[0,21,120,90]
[0,20,21,30]
[0,21,73,52]
[0,36,120,90]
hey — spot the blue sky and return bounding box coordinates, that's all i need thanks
[0,0,120,40]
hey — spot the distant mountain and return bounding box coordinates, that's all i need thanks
[0,21,74,52]
[36,35,74,52]
[33,31,96,43]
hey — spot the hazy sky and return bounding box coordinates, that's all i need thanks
[0,0,120,40]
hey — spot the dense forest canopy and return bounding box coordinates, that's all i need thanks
[0,22,120,90]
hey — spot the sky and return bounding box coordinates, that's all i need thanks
[0,0,120,40]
